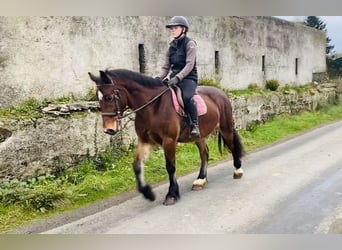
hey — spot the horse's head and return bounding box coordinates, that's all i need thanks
[88,71,125,136]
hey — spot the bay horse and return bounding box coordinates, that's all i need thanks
[88,69,244,205]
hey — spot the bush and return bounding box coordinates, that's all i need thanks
[248,83,260,90]
[283,84,291,91]
[85,87,97,101]
[265,79,279,91]
[199,78,221,88]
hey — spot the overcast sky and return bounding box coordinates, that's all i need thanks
[275,16,342,53]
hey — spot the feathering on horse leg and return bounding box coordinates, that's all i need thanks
[162,139,180,205]
[133,141,155,201]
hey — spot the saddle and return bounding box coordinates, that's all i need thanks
[170,86,207,117]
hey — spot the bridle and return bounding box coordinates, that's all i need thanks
[96,78,171,130]
[97,88,125,118]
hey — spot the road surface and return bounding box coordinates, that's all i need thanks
[15,120,342,234]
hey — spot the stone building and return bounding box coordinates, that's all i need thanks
[0,16,326,108]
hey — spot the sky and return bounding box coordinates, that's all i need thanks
[275,16,342,54]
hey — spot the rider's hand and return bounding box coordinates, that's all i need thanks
[168,76,180,87]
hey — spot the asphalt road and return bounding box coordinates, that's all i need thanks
[15,120,342,234]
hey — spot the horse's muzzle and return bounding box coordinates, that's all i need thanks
[104,128,118,136]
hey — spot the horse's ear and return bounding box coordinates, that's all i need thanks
[88,72,100,84]
[99,70,113,85]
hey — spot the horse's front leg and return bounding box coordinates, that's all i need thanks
[163,138,180,206]
[133,140,155,201]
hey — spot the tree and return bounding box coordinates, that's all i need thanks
[304,16,326,30]
[304,16,334,55]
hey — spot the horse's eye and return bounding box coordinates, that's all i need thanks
[104,95,114,102]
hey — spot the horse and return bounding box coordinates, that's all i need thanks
[88,69,244,205]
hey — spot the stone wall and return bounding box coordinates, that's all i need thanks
[0,16,326,108]
[232,83,338,130]
[313,72,329,83]
[0,112,107,180]
[0,84,338,181]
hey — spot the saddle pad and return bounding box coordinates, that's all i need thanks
[171,89,207,117]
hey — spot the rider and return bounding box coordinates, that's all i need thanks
[157,16,200,138]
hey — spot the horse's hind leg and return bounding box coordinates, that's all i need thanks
[231,129,244,179]
[133,140,155,201]
[220,130,244,179]
[192,139,209,190]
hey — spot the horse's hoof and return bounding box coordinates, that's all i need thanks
[233,173,243,179]
[163,196,178,206]
[192,178,207,191]
[141,185,155,201]
[192,185,203,191]
[233,168,244,179]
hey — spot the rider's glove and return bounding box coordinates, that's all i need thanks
[168,76,180,87]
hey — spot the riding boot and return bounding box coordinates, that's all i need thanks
[186,97,200,138]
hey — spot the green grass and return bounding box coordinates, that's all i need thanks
[0,97,43,120]
[0,89,96,121]
[228,83,317,98]
[240,103,342,151]
[1,100,342,233]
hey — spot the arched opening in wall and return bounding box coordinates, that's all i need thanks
[262,55,265,74]
[138,44,146,73]
[295,58,299,75]
[215,50,220,74]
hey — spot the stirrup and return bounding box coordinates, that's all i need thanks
[190,125,200,138]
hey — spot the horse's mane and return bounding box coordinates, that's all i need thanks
[105,69,165,88]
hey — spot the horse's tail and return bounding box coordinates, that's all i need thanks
[218,129,244,159]
[218,132,223,155]
[233,129,244,159]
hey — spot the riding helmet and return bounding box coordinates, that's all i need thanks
[166,16,189,31]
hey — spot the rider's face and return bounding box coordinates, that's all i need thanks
[170,26,184,38]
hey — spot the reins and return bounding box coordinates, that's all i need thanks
[122,86,171,118]
[97,79,171,120]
